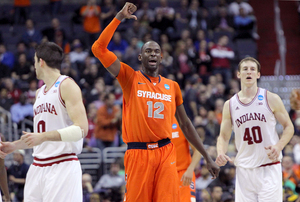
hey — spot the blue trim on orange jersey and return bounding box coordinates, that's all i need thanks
[140,70,161,83]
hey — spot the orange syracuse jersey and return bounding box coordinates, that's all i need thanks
[171,118,192,171]
[117,63,183,143]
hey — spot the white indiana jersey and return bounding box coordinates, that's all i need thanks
[33,75,83,158]
[230,88,282,168]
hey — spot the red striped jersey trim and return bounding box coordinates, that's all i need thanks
[33,153,78,167]
[259,161,280,167]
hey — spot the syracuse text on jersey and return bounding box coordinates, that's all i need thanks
[137,90,172,102]
[34,103,58,116]
[235,112,266,127]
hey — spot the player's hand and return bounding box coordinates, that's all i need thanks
[206,159,220,179]
[0,142,16,158]
[3,195,11,202]
[116,2,137,21]
[265,145,281,162]
[290,89,300,110]
[215,154,233,166]
[181,168,193,186]
[21,131,45,147]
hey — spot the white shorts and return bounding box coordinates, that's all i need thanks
[235,163,282,202]
[24,160,82,202]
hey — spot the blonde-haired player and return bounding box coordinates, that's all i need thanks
[216,57,294,202]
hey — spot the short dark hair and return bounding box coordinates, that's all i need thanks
[35,42,64,70]
[238,57,261,72]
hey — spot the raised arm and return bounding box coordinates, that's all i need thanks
[215,100,234,166]
[176,104,219,179]
[91,2,137,77]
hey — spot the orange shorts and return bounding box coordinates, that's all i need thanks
[123,140,179,202]
[178,170,196,202]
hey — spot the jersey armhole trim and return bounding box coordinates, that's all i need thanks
[58,76,69,108]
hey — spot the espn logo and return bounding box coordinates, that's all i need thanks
[147,143,159,149]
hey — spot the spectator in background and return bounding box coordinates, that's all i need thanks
[196,163,214,191]
[123,37,140,70]
[282,155,300,187]
[228,0,254,16]
[0,43,15,71]
[11,53,33,89]
[94,92,121,151]
[107,32,128,55]
[124,20,147,44]
[49,0,62,17]
[84,102,97,147]
[211,7,234,33]
[69,39,89,65]
[21,19,43,49]
[7,149,29,202]
[14,41,34,62]
[151,0,176,41]
[82,173,94,202]
[210,35,234,88]
[80,0,102,48]
[187,0,202,36]
[25,79,37,105]
[210,185,223,202]
[101,0,117,28]
[94,160,125,201]
[42,18,66,42]
[135,1,155,22]
[10,93,33,126]
[13,0,31,24]
[3,78,21,104]
[233,7,255,40]
[174,0,189,30]
[0,88,14,114]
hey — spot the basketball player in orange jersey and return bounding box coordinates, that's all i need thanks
[0,42,88,202]
[91,3,219,202]
[171,118,202,202]
[216,57,294,202]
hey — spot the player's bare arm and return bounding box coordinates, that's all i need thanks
[216,100,234,166]
[181,144,201,186]
[21,78,88,147]
[176,104,220,179]
[0,154,10,201]
[265,91,294,161]
[91,2,137,77]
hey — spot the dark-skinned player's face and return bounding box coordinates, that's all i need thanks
[139,41,162,72]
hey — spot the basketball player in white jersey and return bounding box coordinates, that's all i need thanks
[0,42,88,202]
[215,57,294,202]
[0,135,10,202]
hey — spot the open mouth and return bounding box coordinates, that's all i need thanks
[148,60,157,65]
[246,76,252,79]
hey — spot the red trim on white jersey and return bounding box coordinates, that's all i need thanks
[58,77,68,108]
[33,153,78,167]
[43,76,61,95]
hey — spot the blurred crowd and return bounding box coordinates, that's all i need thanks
[0,0,300,201]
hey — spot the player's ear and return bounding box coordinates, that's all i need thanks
[237,70,241,79]
[138,54,142,61]
[257,72,261,79]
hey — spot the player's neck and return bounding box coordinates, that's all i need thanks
[239,85,258,100]
[42,70,61,91]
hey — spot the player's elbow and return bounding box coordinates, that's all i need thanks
[91,41,106,58]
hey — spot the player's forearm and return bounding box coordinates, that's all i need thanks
[0,165,10,198]
[276,124,294,151]
[13,139,32,150]
[216,135,229,155]
[188,149,202,171]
